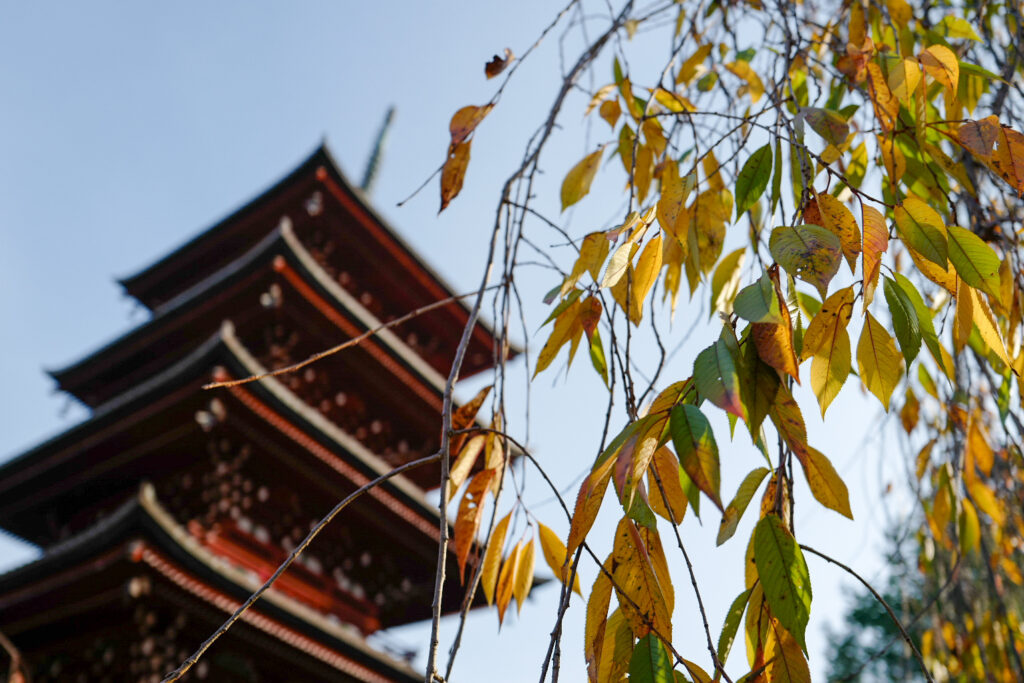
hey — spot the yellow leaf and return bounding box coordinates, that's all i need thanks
[857,311,903,410]
[449,104,494,146]
[622,235,663,324]
[764,618,812,683]
[867,63,899,132]
[725,60,764,102]
[440,140,471,212]
[584,84,617,117]
[448,434,485,499]
[562,149,604,211]
[813,193,861,272]
[513,538,535,612]
[676,44,712,86]
[801,287,854,361]
[495,541,522,625]
[652,87,696,113]
[810,326,850,416]
[454,469,496,581]
[611,518,673,639]
[537,523,583,596]
[920,45,959,93]
[634,144,654,203]
[752,267,800,383]
[596,608,632,683]
[793,446,853,519]
[599,99,621,128]
[561,232,611,297]
[534,297,584,377]
[647,446,689,524]
[885,0,911,24]
[585,558,614,682]
[481,512,511,605]
[966,418,994,476]
[969,284,1012,366]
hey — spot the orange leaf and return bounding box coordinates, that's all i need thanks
[449,104,494,147]
[495,540,522,626]
[439,140,471,212]
[454,469,496,582]
[861,205,888,309]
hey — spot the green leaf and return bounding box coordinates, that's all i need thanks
[893,273,946,377]
[734,144,773,219]
[589,328,609,386]
[693,339,744,418]
[771,139,783,215]
[629,634,674,683]
[717,588,753,666]
[803,108,850,146]
[769,224,842,298]
[753,516,812,651]
[734,272,782,324]
[717,467,770,545]
[894,198,948,268]
[947,225,1001,299]
[883,276,922,363]
[670,405,723,511]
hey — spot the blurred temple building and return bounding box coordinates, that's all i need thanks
[0,145,505,681]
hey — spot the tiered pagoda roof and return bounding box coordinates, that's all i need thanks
[0,144,507,681]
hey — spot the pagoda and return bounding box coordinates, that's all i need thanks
[0,145,505,682]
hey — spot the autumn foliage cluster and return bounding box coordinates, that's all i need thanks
[434,0,1024,681]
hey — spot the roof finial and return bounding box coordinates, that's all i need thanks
[360,106,395,196]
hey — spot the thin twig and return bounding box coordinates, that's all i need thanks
[800,543,935,683]
[203,286,499,390]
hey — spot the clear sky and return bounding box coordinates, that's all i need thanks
[0,2,911,680]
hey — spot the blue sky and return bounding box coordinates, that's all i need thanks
[0,3,911,680]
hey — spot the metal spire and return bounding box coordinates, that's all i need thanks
[360,106,395,196]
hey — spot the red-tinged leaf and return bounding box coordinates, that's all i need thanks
[567,454,616,559]
[484,47,514,79]
[812,193,861,272]
[647,446,688,524]
[449,385,493,456]
[481,511,511,604]
[693,339,744,418]
[861,205,888,309]
[670,405,723,511]
[454,469,496,582]
[770,386,810,459]
[752,266,800,382]
[957,116,1000,159]
[585,557,614,682]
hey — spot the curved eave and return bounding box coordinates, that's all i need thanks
[0,485,422,683]
[117,145,327,301]
[0,325,445,543]
[116,142,511,357]
[51,219,447,408]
